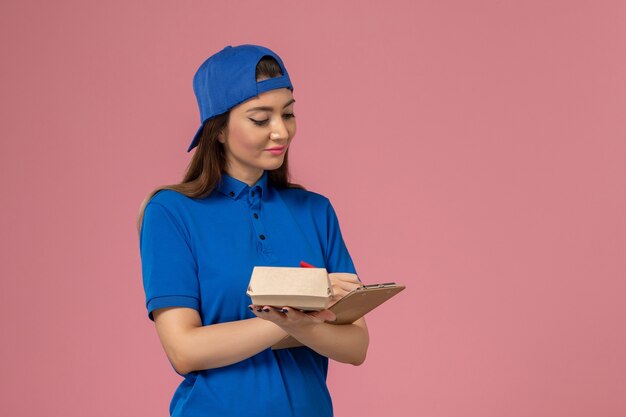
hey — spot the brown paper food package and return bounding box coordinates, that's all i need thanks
[246,266,333,311]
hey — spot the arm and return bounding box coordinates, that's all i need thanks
[154,271,367,374]
[283,314,369,366]
[152,307,289,375]
[141,203,290,374]
[266,308,369,366]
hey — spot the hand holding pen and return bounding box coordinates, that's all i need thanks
[300,261,362,308]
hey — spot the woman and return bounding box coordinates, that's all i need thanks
[137,44,369,417]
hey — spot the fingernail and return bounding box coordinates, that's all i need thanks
[256,308,263,312]
[248,306,254,311]
[263,308,270,312]
[281,308,288,313]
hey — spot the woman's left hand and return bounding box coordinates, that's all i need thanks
[249,304,336,333]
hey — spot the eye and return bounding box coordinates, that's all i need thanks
[249,113,296,127]
[250,118,269,126]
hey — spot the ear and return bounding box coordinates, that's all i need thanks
[217,130,226,144]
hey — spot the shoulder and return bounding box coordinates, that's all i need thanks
[142,189,198,234]
[146,189,196,213]
[277,187,331,209]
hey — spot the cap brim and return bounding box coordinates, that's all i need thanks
[187,123,204,152]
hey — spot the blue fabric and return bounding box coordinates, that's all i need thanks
[139,169,359,417]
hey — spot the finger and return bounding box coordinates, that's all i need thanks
[249,304,265,313]
[260,305,291,324]
[331,282,359,295]
[331,286,351,298]
[329,272,361,284]
[329,277,362,292]
[329,287,354,304]
[249,304,264,318]
[280,307,306,321]
[249,305,284,322]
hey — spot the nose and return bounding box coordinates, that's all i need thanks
[270,117,290,141]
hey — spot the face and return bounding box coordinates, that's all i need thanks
[218,87,296,184]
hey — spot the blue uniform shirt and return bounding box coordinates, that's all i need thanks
[139,169,359,417]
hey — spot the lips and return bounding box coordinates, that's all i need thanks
[266,146,287,155]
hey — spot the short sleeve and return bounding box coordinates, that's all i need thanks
[324,199,361,282]
[139,202,200,321]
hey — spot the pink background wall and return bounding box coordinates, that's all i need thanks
[1,1,625,416]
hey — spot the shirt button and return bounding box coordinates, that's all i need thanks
[259,234,266,240]
[253,213,259,219]
[229,191,235,197]
[251,191,255,196]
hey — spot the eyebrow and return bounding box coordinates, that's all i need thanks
[246,98,296,112]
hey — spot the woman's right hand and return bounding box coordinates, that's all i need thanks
[328,272,362,308]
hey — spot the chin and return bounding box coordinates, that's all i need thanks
[262,159,285,171]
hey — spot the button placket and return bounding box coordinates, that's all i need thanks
[248,187,266,244]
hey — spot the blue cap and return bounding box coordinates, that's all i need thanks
[187,44,294,152]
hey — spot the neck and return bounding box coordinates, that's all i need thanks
[223,167,264,187]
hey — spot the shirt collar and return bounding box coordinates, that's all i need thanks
[217,170,269,200]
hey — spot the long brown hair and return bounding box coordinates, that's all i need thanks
[136,56,306,234]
